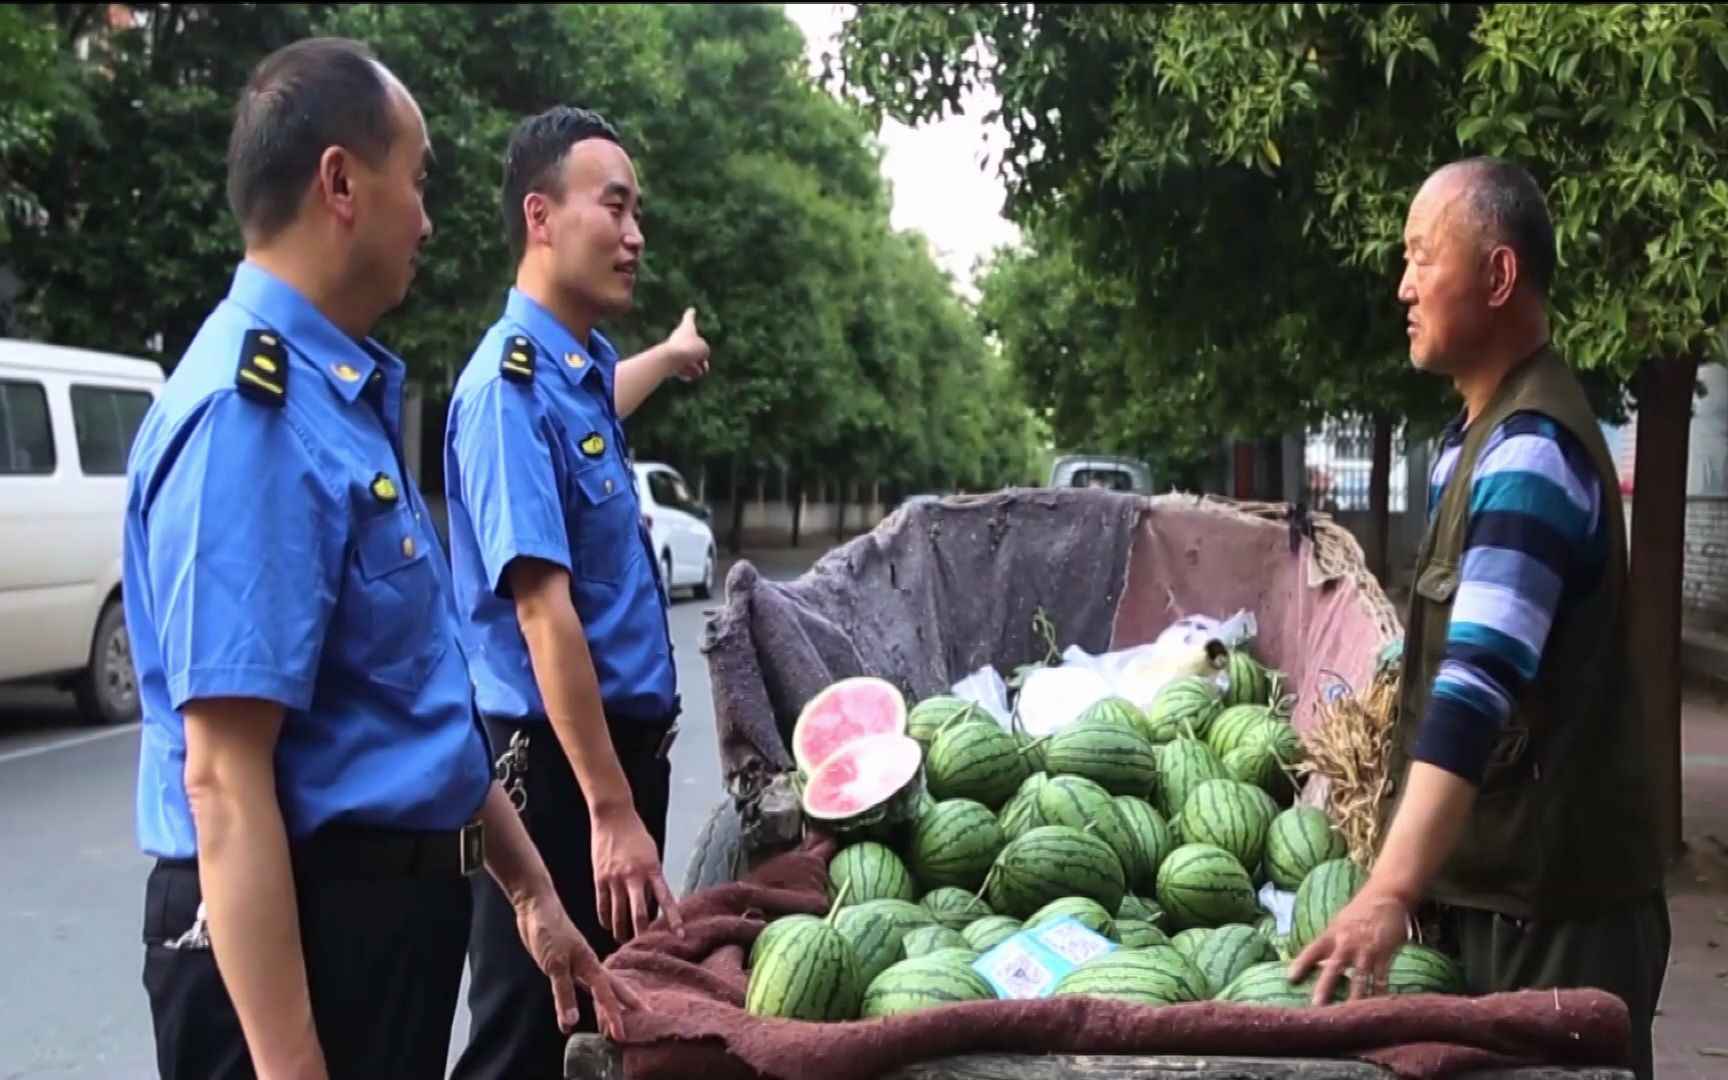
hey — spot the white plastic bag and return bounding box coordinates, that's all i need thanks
[948,664,1014,730]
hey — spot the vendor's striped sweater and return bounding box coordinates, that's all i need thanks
[1414,409,1609,786]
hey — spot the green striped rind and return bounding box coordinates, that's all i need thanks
[926,720,1029,810]
[835,903,914,988]
[1253,914,1279,940]
[1189,924,1279,997]
[984,825,1127,918]
[1207,704,1277,761]
[921,887,992,931]
[910,798,1005,893]
[1171,928,1211,960]
[997,772,1051,840]
[1216,959,1349,1007]
[1387,943,1466,995]
[902,924,970,959]
[852,898,934,937]
[1026,897,1116,938]
[1155,843,1260,930]
[751,914,821,969]
[1143,676,1226,743]
[745,916,863,1020]
[1265,807,1348,890]
[1076,695,1150,732]
[908,696,987,747]
[1116,894,1165,925]
[1051,945,1209,1006]
[1042,722,1159,798]
[1114,918,1171,948]
[1223,744,1292,804]
[1291,858,1368,952]
[1155,738,1228,820]
[962,915,1024,952]
[1224,649,1272,708]
[1034,774,1114,832]
[1091,796,1171,894]
[922,946,981,966]
[1180,779,1276,873]
[861,954,997,1018]
[828,842,917,907]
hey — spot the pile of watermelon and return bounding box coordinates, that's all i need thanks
[749,644,1467,1024]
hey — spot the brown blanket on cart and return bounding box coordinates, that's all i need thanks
[604,838,1630,1080]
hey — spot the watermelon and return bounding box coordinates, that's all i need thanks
[910,798,1004,892]
[745,896,863,1021]
[962,915,1023,951]
[1216,959,1350,1006]
[1052,946,1208,1006]
[1189,923,1278,996]
[1156,843,1260,930]
[902,924,970,959]
[1387,942,1466,995]
[1179,779,1276,873]
[926,717,1029,810]
[1155,737,1228,820]
[1207,704,1277,760]
[750,914,813,969]
[920,886,993,931]
[1041,720,1159,797]
[1290,858,1368,952]
[1072,695,1150,735]
[1025,896,1116,937]
[1265,807,1348,890]
[835,902,916,987]
[1092,796,1172,894]
[861,953,997,1017]
[997,772,1051,840]
[907,695,987,747]
[801,732,924,823]
[1170,927,1211,960]
[1034,774,1114,831]
[1114,918,1171,948]
[792,676,908,776]
[1223,648,1272,708]
[828,841,917,906]
[984,825,1127,918]
[1116,894,1165,926]
[1143,676,1225,742]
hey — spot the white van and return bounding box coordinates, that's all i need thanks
[0,339,164,725]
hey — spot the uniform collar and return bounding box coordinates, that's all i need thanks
[225,260,406,404]
[503,287,617,390]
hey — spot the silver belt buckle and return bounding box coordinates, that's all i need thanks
[459,821,485,877]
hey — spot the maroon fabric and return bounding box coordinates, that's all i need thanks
[605,840,1631,1080]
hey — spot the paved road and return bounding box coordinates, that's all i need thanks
[0,552,812,1080]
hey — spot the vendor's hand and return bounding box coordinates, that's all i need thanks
[1288,884,1412,1005]
[513,889,646,1038]
[593,803,684,942]
[663,307,709,382]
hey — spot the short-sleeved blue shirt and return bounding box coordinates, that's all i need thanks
[124,261,495,861]
[443,288,677,724]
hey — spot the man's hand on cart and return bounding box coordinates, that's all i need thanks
[514,886,647,1039]
[1288,884,1411,1004]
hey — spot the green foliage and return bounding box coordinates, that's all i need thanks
[2,2,1038,494]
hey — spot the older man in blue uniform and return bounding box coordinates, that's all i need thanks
[444,105,707,1079]
[125,39,636,1080]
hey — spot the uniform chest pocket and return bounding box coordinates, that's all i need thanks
[570,458,636,586]
[346,508,448,692]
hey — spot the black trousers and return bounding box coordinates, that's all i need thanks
[141,826,476,1080]
[451,714,674,1080]
[1434,889,1673,1080]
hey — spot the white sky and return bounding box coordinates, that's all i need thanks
[781,2,1021,294]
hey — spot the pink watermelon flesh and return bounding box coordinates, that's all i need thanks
[791,676,908,775]
[802,733,922,821]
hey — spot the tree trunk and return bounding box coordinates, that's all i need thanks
[835,479,849,543]
[790,475,804,548]
[727,459,746,557]
[1627,354,1697,867]
[1368,414,1393,582]
[1262,437,1285,500]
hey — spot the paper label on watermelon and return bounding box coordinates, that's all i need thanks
[972,917,1118,1000]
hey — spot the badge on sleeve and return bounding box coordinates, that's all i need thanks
[579,432,606,458]
[500,335,536,384]
[370,472,399,503]
[234,329,288,406]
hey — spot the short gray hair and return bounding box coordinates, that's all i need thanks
[1437,156,1556,299]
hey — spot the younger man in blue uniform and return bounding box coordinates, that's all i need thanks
[125,40,636,1080]
[445,105,707,1079]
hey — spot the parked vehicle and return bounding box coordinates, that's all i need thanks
[0,338,165,724]
[634,460,717,601]
[1047,452,1155,493]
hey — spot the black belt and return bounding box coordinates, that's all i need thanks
[158,821,485,880]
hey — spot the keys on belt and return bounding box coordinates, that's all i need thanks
[495,728,530,812]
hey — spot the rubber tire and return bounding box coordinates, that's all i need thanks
[74,598,140,726]
[680,798,745,898]
[694,546,715,601]
[660,550,675,604]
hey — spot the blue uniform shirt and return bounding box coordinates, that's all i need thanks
[124,261,495,861]
[444,288,677,724]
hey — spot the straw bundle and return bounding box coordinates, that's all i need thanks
[1300,665,1402,868]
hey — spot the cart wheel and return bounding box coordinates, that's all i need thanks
[680,797,745,897]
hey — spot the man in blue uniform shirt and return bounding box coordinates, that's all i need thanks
[444,105,707,1079]
[125,39,637,1080]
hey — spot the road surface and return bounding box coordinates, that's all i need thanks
[0,552,812,1080]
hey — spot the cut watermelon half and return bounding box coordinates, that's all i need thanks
[791,675,909,776]
[801,732,924,822]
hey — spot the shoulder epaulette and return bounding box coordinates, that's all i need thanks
[500,334,536,384]
[235,329,288,407]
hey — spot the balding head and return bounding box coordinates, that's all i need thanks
[1422,157,1556,298]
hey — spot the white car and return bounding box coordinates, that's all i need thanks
[0,338,165,724]
[634,461,717,602]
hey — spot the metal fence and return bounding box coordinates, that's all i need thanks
[1302,415,1410,514]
